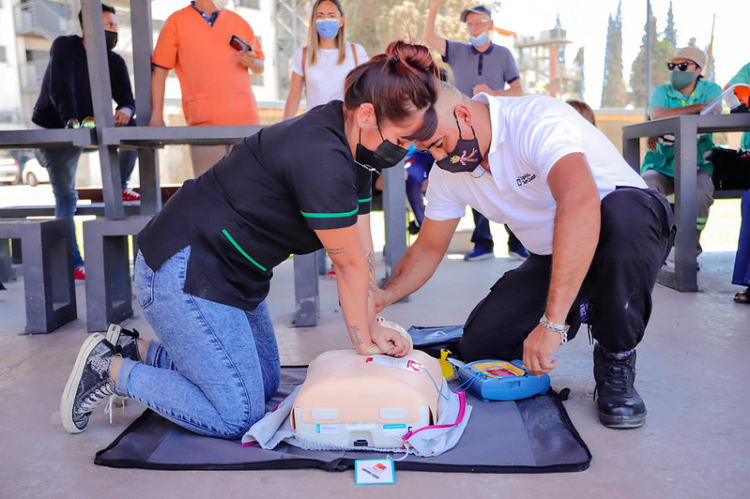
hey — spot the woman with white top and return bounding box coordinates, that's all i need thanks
[282,0,368,120]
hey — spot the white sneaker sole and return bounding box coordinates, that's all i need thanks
[60,333,105,434]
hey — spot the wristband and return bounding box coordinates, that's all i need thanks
[539,314,569,344]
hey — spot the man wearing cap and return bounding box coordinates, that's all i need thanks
[425,0,527,264]
[642,47,722,250]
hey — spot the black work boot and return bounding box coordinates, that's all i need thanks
[593,343,647,429]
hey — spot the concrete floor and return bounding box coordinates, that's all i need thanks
[1,228,749,498]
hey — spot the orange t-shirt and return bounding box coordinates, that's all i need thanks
[152,6,265,126]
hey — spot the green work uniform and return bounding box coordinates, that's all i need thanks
[641,79,722,176]
[727,62,750,150]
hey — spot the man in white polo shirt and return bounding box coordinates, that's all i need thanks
[376,84,676,429]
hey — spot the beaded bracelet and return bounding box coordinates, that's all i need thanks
[539,314,569,344]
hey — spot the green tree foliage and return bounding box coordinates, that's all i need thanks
[629,10,672,108]
[555,14,565,65]
[572,46,585,98]
[601,2,628,108]
[664,1,677,49]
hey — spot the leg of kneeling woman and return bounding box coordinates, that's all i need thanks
[117,247,280,439]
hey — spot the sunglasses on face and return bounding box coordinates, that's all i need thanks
[667,62,699,71]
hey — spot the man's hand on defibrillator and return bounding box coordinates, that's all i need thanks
[522,324,561,376]
[240,50,256,69]
[114,111,131,127]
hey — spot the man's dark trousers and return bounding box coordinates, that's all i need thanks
[459,187,676,361]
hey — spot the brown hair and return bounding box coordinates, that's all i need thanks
[344,41,440,141]
[566,99,596,126]
[307,0,346,66]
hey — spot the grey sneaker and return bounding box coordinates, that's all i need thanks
[106,324,141,363]
[60,333,119,434]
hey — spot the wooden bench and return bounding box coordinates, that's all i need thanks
[0,203,142,219]
[0,219,76,333]
[76,184,183,203]
[83,216,152,332]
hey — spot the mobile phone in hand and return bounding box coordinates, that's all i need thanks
[230,35,252,52]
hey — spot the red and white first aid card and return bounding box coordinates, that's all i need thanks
[354,458,395,485]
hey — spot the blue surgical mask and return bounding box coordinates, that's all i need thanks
[468,32,489,47]
[316,19,339,40]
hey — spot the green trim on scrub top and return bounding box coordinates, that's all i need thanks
[299,207,359,218]
[222,229,268,271]
[359,197,372,203]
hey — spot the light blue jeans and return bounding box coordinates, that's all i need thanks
[732,190,750,287]
[120,246,281,438]
[34,145,137,269]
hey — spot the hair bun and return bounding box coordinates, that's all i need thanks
[385,40,439,78]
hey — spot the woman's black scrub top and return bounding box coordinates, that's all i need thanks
[137,101,372,310]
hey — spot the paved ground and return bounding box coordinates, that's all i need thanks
[1,196,748,498]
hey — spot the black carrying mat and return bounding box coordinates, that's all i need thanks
[95,368,591,473]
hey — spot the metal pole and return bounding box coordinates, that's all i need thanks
[645,0,652,117]
[130,0,161,215]
[80,0,124,219]
[292,0,298,49]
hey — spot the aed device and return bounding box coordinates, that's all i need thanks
[230,35,252,52]
[457,359,550,401]
[291,349,443,449]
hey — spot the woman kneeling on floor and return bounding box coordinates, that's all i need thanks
[60,41,440,437]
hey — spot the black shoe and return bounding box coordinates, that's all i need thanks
[593,343,647,429]
[106,324,141,363]
[60,333,119,433]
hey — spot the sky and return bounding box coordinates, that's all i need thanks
[492,0,747,108]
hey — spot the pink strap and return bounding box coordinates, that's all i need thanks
[401,391,467,442]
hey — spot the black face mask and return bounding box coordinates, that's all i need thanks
[105,30,118,51]
[435,112,483,174]
[354,126,408,173]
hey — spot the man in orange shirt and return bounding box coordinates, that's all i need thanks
[149,0,265,177]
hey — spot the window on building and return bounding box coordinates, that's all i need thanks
[236,0,260,9]
[0,46,7,63]
[25,49,48,62]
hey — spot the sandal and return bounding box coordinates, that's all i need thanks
[734,288,750,304]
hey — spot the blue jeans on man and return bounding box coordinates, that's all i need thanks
[405,151,433,229]
[468,209,529,261]
[732,190,750,290]
[34,145,137,269]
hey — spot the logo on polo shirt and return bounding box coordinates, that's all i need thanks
[516,173,537,186]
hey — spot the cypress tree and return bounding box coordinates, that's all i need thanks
[601,2,627,108]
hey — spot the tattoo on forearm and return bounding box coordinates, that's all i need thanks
[351,325,363,345]
[365,251,374,274]
[327,247,345,255]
